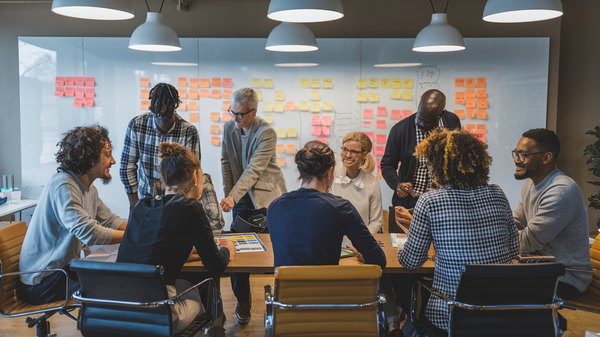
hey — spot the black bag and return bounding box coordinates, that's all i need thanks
[231,208,268,233]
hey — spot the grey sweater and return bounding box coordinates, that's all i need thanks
[514,168,592,292]
[20,172,125,285]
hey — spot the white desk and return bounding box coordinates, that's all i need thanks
[0,199,38,220]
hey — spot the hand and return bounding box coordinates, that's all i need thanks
[346,244,364,263]
[395,206,413,227]
[220,196,235,212]
[187,248,201,262]
[219,239,236,260]
[396,182,415,198]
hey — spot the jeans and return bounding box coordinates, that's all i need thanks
[228,194,254,304]
[23,266,80,305]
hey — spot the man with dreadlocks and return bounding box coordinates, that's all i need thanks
[120,83,200,204]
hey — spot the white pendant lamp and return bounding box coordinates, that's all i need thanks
[413,13,465,52]
[374,41,422,68]
[267,0,344,23]
[129,12,181,52]
[266,22,318,52]
[51,0,134,20]
[483,0,563,23]
[273,51,319,67]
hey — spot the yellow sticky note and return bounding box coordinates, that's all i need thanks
[402,90,412,100]
[264,114,274,124]
[392,78,402,88]
[310,102,320,112]
[264,102,274,112]
[311,78,321,88]
[391,90,402,99]
[287,144,296,153]
[277,129,287,138]
[299,101,309,111]
[276,144,285,153]
[264,78,274,88]
[357,79,367,88]
[287,128,298,137]
[300,79,309,88]
[369,78,379,88]
[323,78,333,89]
[323,101,333,111]
[256,90,263,101]
[369,92,379,102]
[358,92,368,102]
[251,78,261,88]
[381,78,391,88]
[403,79,413,89]
[274,102,285,112]
[310,90,320,101]
[275,91,285,101]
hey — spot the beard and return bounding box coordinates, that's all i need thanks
[514,164,528,180]
[101,177,112,185]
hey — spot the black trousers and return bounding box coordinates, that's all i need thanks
[23,266,80,305]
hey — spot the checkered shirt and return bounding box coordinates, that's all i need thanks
[200,174,225,233]
[413,118,445,195]
[398,184,519,331]
[120,112,200,198]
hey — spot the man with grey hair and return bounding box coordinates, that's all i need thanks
[220,87,287,325]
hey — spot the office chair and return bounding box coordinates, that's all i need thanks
[410,263,566,337]
[561,233,600,314]
[70,259,217,337]
[264,265,386,337]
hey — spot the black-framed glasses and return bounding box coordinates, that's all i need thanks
[341,146,365,157]
[228,106,255,119]
[511,150,547,162]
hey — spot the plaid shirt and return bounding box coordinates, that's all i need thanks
[399,184,519,331]
[413,118,444,195]
[200,174,225,233]
[120,112,200,198]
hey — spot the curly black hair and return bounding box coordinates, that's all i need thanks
[295,140,336,182]
[56,125,112,175]
[149,83,181,118]
[415,128,491,190]
[522,128,560,160]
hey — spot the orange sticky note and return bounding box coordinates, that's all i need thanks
[178,89,188,99]
[276,144,285,154]
[465,90,476,98]
[455,92,465,105]
[199,90,210,98]
[223,78,233,88]
[75,77,85,86]
[210,137,221,146]
[189,113,199,122]
[188,101,198,111]
[221,101,229,111]
[391,110,402,120]
[455,110,465,119]
[466,78,476,88]
[478,98,489,109]
[210,112,220,122]
[455,78,465,87]
[140,78,150,87]
[285,102,296,111]
[55,77,65,86]
[466,98,476,108]
[54,87,64,97]
[85,88,95,97]
[287,144,296,154]
[85,77,95,87]
[84,97,94,107]
[466,109,476,118]
[65,87,75,97]
[200,78,210,88]
[73,98,84,107]
[189,90,199,100]
[75,88,85,98]
[140,89,150,99]
[477,89,487,98]
[402,110,412,119]
[476,124,486,134]
[222,113,232,122]
[211,90,221,99]
[179,102,187,111]
[477,109,487,119]
[177,77,187,87]
[477,78,486,88]
[190,78,199,88]
[212,78,221,87]
[210,125,220,135]
[455,92,465,100]
[140,100,150,110]
[465,124,476,134]
[475,133,487,143]
[277,157,286,167]
[223,90,232,100]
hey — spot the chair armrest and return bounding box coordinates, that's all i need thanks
[565,268,600,275]
[265,296,386,309]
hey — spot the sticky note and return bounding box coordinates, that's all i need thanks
[323,78,333,88]
[311,78,321,89]
[210,90,221,99]
[369,78,379,88]
[73,98,83,107]
[377,106,387,117]
[212,78,221,87]
[466,98,476,108]
[364,132,374,142]
[376,120,386,129]
[221,101,229,111]
[455,78,465,87]
[188,102,198,111]
[251,79,261,88]
[465,124,476,134]
[198,78,209,88]
[376,134,387,144]
[264,102,274,112]
[274,102,285,112]
[311,103,320,113]
[476,124,486,134]
[223,78,232,88]
[323,102,333,111]
[358,93,368,102]
[85,77,94,87]
[374,146,385,156]
[256,90,262,101]
[357,79,367,88]
[264,79,274,89]
[65,87,75,97]
[54,87,64,96]
[475,133,487,143]
[322,116,332,126]
[264,114,274,124]
[381,78,391,88]
[84,97,94,107]
[75,88,85,98]
[75,77,85,86]
[402,110,412,119]
[316,137,328,144]
[222,113,232,122]
[477,78,486,88]
[391,90,402,99]
[466,109,476,118]
[312,126,321,136]
[178,77,187,87]
[179,102,187,111]
[276,144,285,153]
[465,90,476,98]
[199,90,210,98]
[66,77,75,86]
[477,109,487,119]
[189,90,199,99]
[363,109,373,119]
[190,78,199,88]
[287,128,298,137]
[277,129,287,138]
[210,125,221,134]
[189,113,199,122]
[287,144,296,153]
[55,77,64,86]
[391,110,401,120]
[299,101,309,111]
[362,121,372,128]
[369,93,379,102]
[477,89,487,98]
[403,79,413,89]
[277,157,286,167]
[402,90,412,100]
[86,88,95,98]
[310,91,320,101]
[376,159,382,173]
[392,78,402,88]
[312,115,321,125]
[210,112,220,122]
[478,98,489,109]
[300,79,309,88]
[285,102,296,111]
[275,91,285,101]
[455,91,465,102]
[466,78,476,88]
[210,137,221,146]
[322,126,330,136]
[140,100,150,110]
[176,89,187,99]
[455,110,465,119]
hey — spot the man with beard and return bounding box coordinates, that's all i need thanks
[513,128,592,300]
[20,125,127,305]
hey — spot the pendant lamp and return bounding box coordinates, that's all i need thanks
[483,0,563,23]
[51,0,134,20]
[267,0,344,23]
[374,41,422,68]
[266,22,318,52]
[273,51,319,67]
[413,13,465,52]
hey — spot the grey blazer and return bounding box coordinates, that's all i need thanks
[221,117,287,209]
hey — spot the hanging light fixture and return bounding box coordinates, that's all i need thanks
[374,41,422,67]
[483,0,563,23]
[267,0,344,23]
[273,51,319,67]
[129,0,181,52]
[413,0,465,53]
[51,0,134,20]
[266,22,318,52]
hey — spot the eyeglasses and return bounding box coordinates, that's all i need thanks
[511,150,547,162]
[341,146,365,157]
[228,106,256,119]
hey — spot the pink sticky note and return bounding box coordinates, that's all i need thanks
[84,97,94,107]
[73,98,83,107]
[85,88,95,97]
[376,134,386,144]
[312,115,321,126]
[312,126,321,136]
[65,77,75,86]
[54,87,64,97]
[377,106,387,117]
[322,116,331,126]
[376,120,386,129]
[374,146,385,156]
[322,126,330,136]
[364,132,375,142]
[363,109,373,119]
[223,78,233,88]
[402,110,412,119]
[85,77,95,86]
[391,110,402,120]
[55,77,64,86]
[316,137,328,144]
[75,88,85,98]
[362,121,372,128]
[75,77,84,86]
[376,159,382,173]
[64,87,75,97]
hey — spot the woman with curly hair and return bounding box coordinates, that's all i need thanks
[397,129,519,336]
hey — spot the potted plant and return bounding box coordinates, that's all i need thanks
[584,126,600,229]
